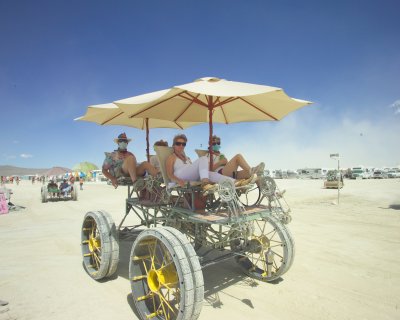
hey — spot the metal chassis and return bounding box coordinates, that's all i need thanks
[116,176,291,269]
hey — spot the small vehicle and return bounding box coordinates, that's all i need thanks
[372,170,388,179]
[351,166,369,179]
[41,183,78,202]
[387,169,400,178]
[324,170,344,189]
[81,146,294,320]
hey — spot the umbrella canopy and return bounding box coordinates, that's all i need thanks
[114,77,312,168]
[115,77,312,123]
[75,103,201,161]
[72,162,98,173]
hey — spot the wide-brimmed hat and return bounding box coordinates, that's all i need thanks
[114,132,132,143]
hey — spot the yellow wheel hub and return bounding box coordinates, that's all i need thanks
[147,264,178,293]
[249,235,270,254]
[88,236,101,252]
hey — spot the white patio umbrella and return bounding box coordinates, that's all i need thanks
[114,77,312,168]
[75,103,200,161]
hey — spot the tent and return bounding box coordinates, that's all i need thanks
[72,162,98,173]
[45,167,71,176]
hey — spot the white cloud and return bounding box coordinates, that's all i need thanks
[13,140,19,144]
[220,108,400,170]
[390,100,400,115]
[20,153,33,158]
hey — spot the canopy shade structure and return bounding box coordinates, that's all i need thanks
[114,77,313,168]
[72,162,98,173]
[75,103,201,160]
[44,167,71,176]
[115,77,312,124]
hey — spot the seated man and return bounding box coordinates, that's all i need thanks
[102,132,158,188]
[47,180,59,197]
[59,179,72,197]
[207,135,264,183]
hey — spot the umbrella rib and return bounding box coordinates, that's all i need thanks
[215,96,239,107]
[100,111,125,125]
[173,93,201,122]
[180,92,208,108]
[238,97,278,120]
[220,105,229,124]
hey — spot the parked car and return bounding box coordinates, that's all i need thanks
[373,170,388,179]
[387,170,400,178]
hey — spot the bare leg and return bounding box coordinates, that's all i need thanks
[122,155,138,182]
[136,161,158,177]
[221,154,251,179]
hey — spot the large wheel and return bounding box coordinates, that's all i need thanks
[237,184,260,207]
[129,227,204,320]
[81,211,118,280]
[234,215,294,282]
[162,227,204,320]
[41,187,48,203]
[97,210,119,277]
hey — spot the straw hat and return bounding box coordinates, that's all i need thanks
[114,132,132,143]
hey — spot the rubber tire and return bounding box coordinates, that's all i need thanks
[97,210,119,277]
[162,226,204,320]
[129,227,203,320]
[234,215,295,282]
[81,211,115,280]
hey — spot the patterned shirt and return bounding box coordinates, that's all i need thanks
[102,150,134,177]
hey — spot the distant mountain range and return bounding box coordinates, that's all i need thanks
[0,165,50,176]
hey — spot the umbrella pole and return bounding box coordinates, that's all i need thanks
[146,118,150,162]
[208,96,214,171]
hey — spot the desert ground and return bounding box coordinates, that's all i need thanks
[0,178,399,320]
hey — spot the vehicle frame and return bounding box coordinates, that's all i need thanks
[80,148,295,320]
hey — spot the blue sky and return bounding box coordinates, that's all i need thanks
[1,0,399,170]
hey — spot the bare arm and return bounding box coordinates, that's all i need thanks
[166,154,185,187]
[210,153,228,171]
[102,167,118,188]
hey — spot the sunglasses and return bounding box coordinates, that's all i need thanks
[212,142,221,146]
[174,141,186,146]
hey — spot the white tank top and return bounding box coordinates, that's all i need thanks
[174,157,186,172]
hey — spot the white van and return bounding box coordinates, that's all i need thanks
[351,166,368,179]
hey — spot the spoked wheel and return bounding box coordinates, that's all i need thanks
[234,215,294,282]
[41,187,48,203]
[81,211,119,280]
[129,227,204,320]
[237,184,260,207]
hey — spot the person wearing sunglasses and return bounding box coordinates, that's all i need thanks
[207,135,264,183]
[102,132,158,188]
[166,134,234,190]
